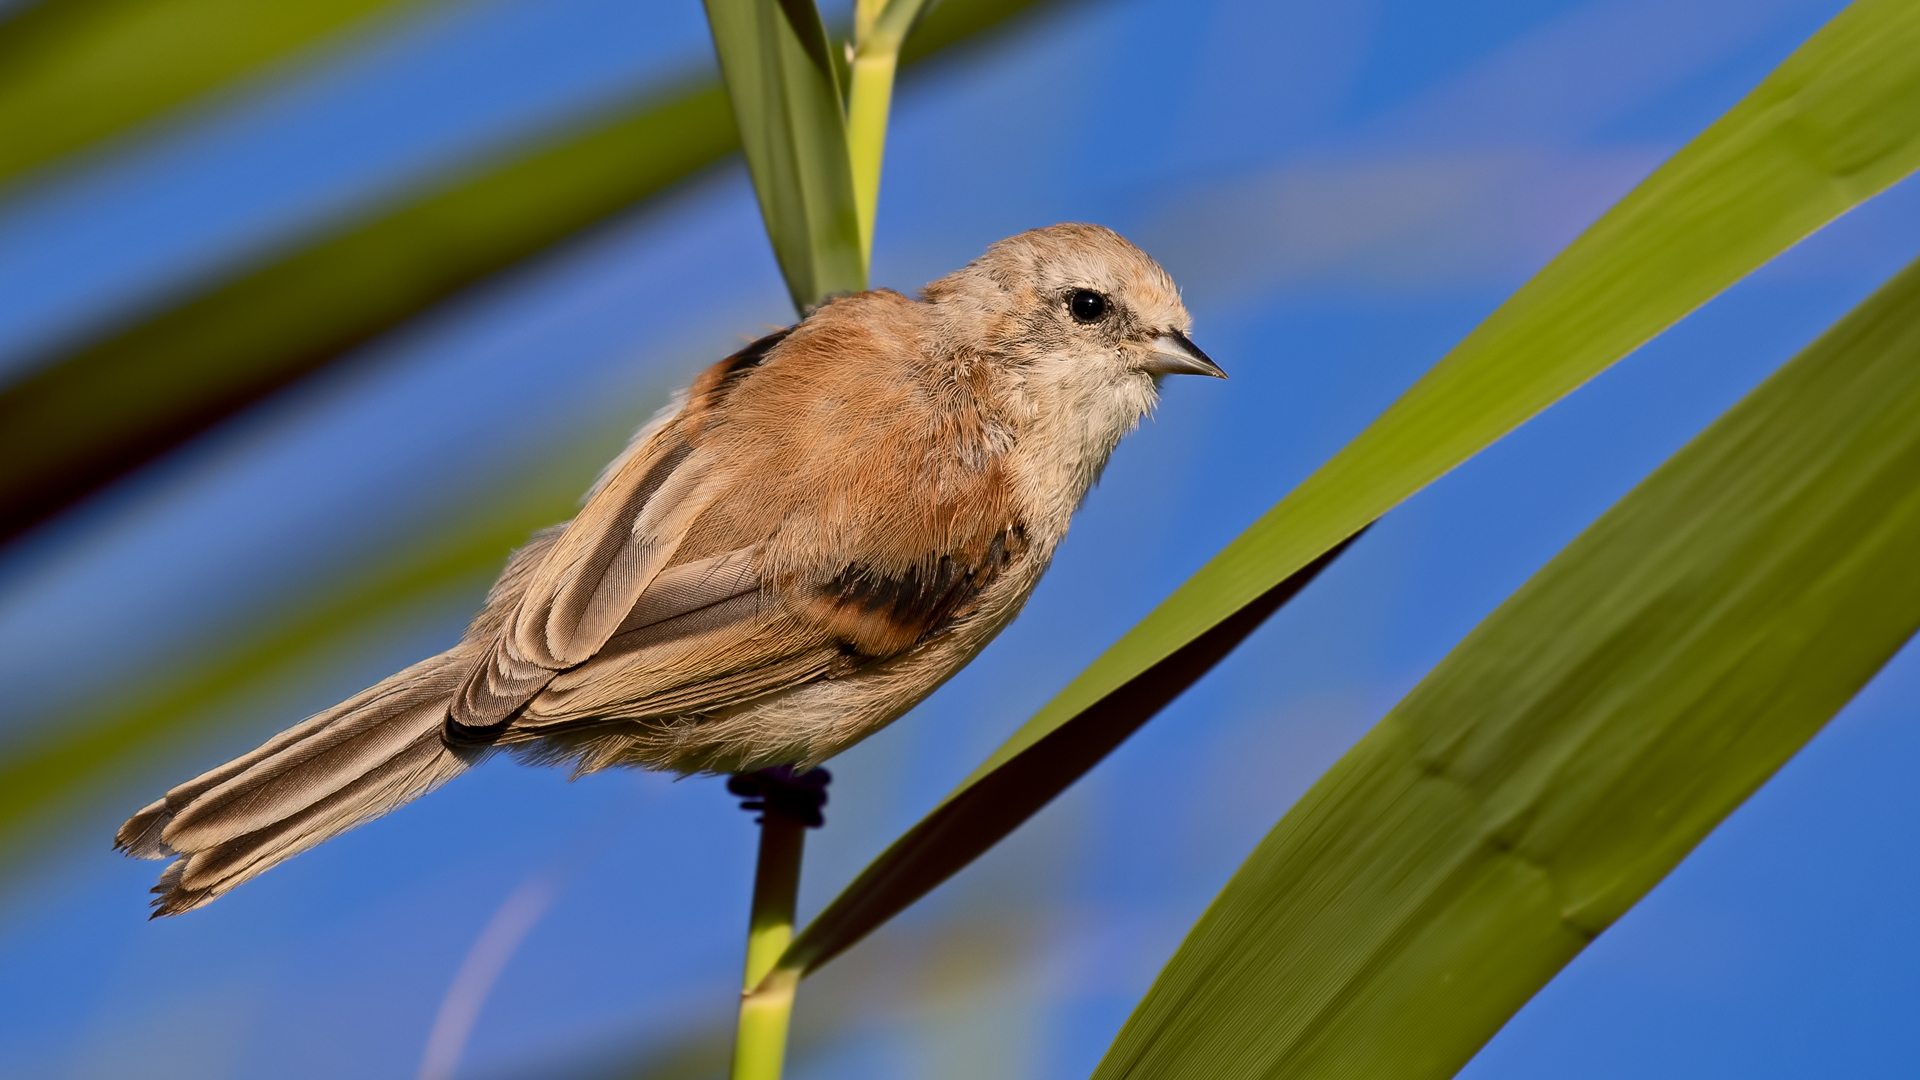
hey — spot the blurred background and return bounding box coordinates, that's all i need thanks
[1,0,1917,1076]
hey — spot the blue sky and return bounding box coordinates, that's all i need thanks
[1,0,1917,1077]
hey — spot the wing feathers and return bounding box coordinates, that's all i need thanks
[540,440,696,664]
[452,434,717,732]
[616,546,762,634]
[457,298,1029,760]
[450,644,554,740]
[544,590,782,698]
[517,642,845,737]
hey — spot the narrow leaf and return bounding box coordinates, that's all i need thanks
[0,0,429,191]
[777,0,1920,981]
[0,82,736,545]
[1095,252,1920,1080]
[702,0,864,312]
[0,0,1061,855]
[0,0,1061,546]
[0,456,588,856]
[846,0,938,256]
[783,534,1360,975]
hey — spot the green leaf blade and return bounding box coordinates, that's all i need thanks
[0,0,430,192]
[703,0,864,312]
[0,82,737,543]
[0,422,624,864]
[781,537,1357,976]
[779,0,1920,985]
[0,0,1065,858]
[1032,0,1920,746]
[1094,255,1920,1080]
[0,0,1057,546]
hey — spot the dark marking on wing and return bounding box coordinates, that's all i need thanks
[719,326,792,377]
[819,528,1027,656]
[697,327,793,406]
[626,440,694,521]
[683,327,794,442]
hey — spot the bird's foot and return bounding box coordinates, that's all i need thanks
[727,766,831,827]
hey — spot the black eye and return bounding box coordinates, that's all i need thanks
[1068,289,1108,323]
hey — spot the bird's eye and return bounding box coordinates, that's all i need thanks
[1068,289,1108,324]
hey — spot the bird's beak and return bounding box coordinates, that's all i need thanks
[1142,330,1227,378]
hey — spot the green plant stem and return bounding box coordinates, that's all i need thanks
[845,42,897,261]
[846,0,928,264]
[730,812,806,1080]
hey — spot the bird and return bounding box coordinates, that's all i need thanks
[115,222,1225,915]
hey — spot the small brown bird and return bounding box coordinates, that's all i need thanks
[116,223,1223,914]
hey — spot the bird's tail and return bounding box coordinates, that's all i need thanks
[116,648,480,916]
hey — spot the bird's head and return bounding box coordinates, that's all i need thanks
[925,221,1223,385]
[921,223,1224,517]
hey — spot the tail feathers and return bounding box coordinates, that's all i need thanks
[117,650,479,916]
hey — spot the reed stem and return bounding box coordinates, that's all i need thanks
[726,767,828,1080]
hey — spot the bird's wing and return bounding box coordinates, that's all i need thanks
[449,297,1026,745]
[514,523,1028,731]
[448,330,786,734]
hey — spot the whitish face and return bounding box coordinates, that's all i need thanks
[953,224,1226,522]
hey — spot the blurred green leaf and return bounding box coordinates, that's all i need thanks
[0,0,433,191]
[486,1024,733,1080]
[0,434,607,858]
[0,80,734,544]
[702,0,864,312]
[846,0,938,254]
[774,0,1920,981]
[0,0,1071,876]
[481,904,1044,1080]
[1095,252,1920,1080]
[0,0,1063,547]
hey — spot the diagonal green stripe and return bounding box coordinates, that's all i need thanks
[777,0,1920,984]
[991,0,1920,774]
[0,0,1066,546]
[0,81,735,542]
[1095,250,1920,1080]
[702,0,864,311]
[0,443,598,857]
[0,0,437,191]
